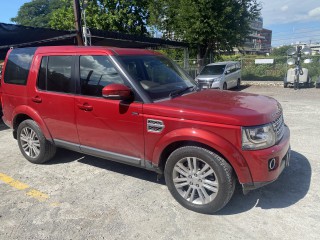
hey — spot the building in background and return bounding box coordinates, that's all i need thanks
[234,17,272,55]
[261,28,272,54]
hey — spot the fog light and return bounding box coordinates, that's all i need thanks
[268,158,276,171]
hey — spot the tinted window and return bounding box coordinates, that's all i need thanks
[37,56,47,90]
[200,65,226,75]
[80,56,124,97]
[47,56,73,93]
[4,48,36,85]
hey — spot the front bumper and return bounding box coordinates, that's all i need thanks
[197,80,221,90]
[241,125,291,192]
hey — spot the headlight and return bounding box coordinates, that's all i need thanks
[242,123,276,150]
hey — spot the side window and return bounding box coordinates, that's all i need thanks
[225,65,232,74]
[230,64,236,73]
[37,56,47,90]
[80,56,124,97]
[237,62,241,70]
[47,56,73,93]
[4,47,36,85]
[37,56,74,93]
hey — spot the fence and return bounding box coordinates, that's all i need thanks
[175,55,320,82]
[241,55,320,81]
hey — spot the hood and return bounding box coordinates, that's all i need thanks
[143,90,281,126]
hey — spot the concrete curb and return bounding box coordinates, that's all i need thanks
[242,81,284,86]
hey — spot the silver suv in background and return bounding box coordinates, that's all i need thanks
[195,61,241,90]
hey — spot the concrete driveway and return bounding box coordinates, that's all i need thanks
[0,85,319,240]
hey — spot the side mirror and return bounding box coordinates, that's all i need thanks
[102,84,132,100]
[225,70,230,75]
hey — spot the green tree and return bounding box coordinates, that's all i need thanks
[50,0,150,35]
[12,0,150,35]
[148,0,261,62]
[11,0,64,28]
[271,45,292,56]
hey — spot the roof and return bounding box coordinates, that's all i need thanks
[33,46,161,56]
[0,23,188,59]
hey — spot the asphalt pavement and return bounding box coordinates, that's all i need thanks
[0,84,319,240]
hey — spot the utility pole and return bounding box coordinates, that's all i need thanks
[73,0,84,46]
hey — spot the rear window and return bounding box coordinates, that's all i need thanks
[4,48,36,85]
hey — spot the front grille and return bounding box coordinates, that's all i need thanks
[272,114,284,143]
[197,80,213,89]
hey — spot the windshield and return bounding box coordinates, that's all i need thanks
[116,55,196,101]
[200,65,226,75]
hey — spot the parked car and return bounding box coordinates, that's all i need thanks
[284,67,312,88]
[316,76,320,88]
[1,46,290,214]
[195,61,241,90]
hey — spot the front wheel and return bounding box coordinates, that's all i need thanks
[17,119,56,164]
[236,79,241,89]
[222,82,227,90]
[164,146,235,214]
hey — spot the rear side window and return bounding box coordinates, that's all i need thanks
[37,56,74,93]
[4,48,36,85]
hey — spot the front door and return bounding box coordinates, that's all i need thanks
[74,55,144,164]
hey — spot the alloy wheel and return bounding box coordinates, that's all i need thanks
[172,157,219,205]
[19,127,41,158]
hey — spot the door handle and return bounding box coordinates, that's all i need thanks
[77,103,93,111]
[32,96,42,103]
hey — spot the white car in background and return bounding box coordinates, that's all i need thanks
[195,61,241,90]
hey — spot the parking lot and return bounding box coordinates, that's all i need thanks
[0,84,319,240]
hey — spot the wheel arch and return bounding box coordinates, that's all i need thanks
[12,106,52,141]
[153,128,253,184]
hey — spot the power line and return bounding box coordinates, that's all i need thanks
[272,28,320,38]
[272,34,320,42]
[271,26,320,34]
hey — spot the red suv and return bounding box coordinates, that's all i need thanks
[1,46,290,213]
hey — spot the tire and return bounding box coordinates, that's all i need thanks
[236,79,241,89]
[164,146,235,214]
[17,119,56,164]
[222,82,227,90]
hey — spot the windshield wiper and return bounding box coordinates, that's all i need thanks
[169,86,197,98]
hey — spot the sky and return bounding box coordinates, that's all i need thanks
[1,0,320,47]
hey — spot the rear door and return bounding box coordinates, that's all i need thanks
[74,55,144,165]
[28,54,79,145]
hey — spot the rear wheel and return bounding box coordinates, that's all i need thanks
[17,120,56,164]
[164,146,235,214]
